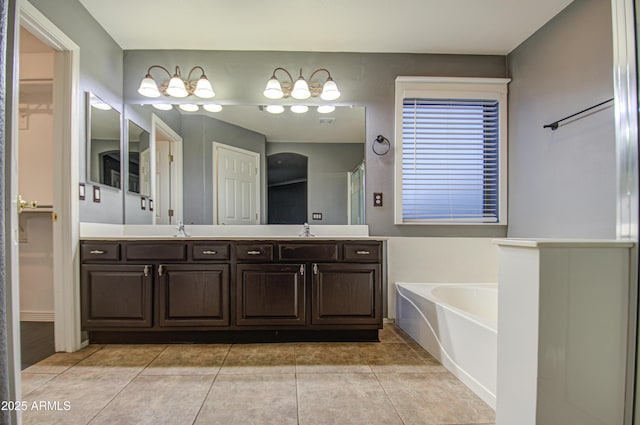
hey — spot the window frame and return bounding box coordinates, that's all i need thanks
[394,76,510,225]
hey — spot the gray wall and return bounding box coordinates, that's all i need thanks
[123,50,507,236]
[30,0,125,224]
[181,115,267,224]
[267,142,364,225]
[506,0,615,238]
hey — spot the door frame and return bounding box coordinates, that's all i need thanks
[212,142,260,225]
[7,3,80,403]
[151,113,183,224]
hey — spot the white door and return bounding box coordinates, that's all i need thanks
[155,139,172,224]
[214,143,260,225]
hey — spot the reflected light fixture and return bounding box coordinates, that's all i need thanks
[265,105,285,114]
[263,68,340,101]
[89,93,112,110]
[203,104,223,112]
[152,103,173,111]
[138,65,215,99]
[317,105,335,114]
[290,105,309,114]
[179,104,199,112]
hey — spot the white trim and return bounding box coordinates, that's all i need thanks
[151,114,183,224]
[20,311,55,322]
[212,142,261,225]
[394,77,509,226]
[20,1,81,356]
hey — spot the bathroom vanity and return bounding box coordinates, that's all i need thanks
[80,237,383,343]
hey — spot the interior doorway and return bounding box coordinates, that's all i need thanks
[17,25,56,368]
[151,114,183,224]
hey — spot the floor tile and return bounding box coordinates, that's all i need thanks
[20,369,136,425]
[22,345,104,374]
[89,375,214,425]
[376,372,495,425]
[297,372,403,425]
[20,373,58,397]
[359,342,447,373]
[219,343,295,374]
[377,324,407,343]
[141,344,230,376]
[295,343,371,373]
[195,373,297,425]
[75,344,166,368]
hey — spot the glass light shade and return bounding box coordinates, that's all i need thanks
[178,103,199,112]
[152,103,173,111]
[317,105,336,114]
[320,78,340,101]
[166,76,189,97]
[291,77,311,99]
[265,105,285,114]
[290,104,309,113]
[138,76,161,98]
[203,103,223,112]
[263,77,284,99]
[194,77,215,98]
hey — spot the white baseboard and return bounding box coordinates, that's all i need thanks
[20,311,54,322]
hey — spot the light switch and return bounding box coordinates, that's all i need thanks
[374,192,383,207]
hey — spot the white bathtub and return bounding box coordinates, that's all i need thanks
[396,283,497,409]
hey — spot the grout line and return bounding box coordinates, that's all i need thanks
[191,344,232,425]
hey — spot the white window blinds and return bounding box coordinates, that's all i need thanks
[401,98,500,223]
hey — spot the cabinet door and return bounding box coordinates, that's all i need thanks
[81,264,153,329]
[236,264,305,326]
[312,263,381,325]
[158,264,230,327]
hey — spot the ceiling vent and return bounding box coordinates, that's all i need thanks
[319,117,335,125]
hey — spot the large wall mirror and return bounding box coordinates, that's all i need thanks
[127,120,151,196]
[86,92,122,189]
[131,104,365,225]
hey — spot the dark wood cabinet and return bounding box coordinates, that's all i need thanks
[80,238,383,342]
[236,264,305,326]
[81,264,153,329]
[312,263,381,325]
[158,264,229,327]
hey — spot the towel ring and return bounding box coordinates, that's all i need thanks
[372,135,390,156]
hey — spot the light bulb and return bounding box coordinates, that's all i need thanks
[265,105,285,114]
[263,77,284,99]
[291,77,311,99]
[320,78,340,101]
[317,105,335,114]
[166,75,188,97]
[290,105,309,113]
[203,104,223,112]
[194,76,215,98]
[138,76,161,98]
[152,103,173,111]
[179,104,199,112]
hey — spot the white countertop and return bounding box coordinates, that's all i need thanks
[80,223,385,241]
[493,238,635,248]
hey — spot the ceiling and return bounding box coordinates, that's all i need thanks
[77,0,574,55]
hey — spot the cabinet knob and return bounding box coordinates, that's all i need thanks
[202,250,217,255]
[89,250,105,255]
[143,265,149,277]
[247,250,261,255]
[158,265,164,276]
[356,250,371,255]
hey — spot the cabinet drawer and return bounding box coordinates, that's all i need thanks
[81,242,120,261]
[192,244,230,260]
[235,243,274,261]
[343,243,381,262]
[125,243,187,261]
[279,243,338,261]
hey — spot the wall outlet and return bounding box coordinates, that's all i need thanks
[374,192,383,207]
[312,212,323,220]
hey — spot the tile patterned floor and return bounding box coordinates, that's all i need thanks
[20,324,495,425]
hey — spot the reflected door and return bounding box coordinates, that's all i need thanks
[214,143,260,225]
[155,139,172,224]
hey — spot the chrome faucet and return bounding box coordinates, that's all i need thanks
[299,222,315,237]
[175,221,189,237]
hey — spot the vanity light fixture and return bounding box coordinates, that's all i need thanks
[138,65,215,99]
[178,104,199,112]
[263,67,340,101]
[203,104,223,112]
[152,103,173,111]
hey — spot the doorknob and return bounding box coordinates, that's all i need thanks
[18,195,38,214]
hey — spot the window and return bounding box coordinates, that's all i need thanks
[394,77,509,225]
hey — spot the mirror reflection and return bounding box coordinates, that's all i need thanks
[141,104,365,225]
[127,120,151,196]
[86,92,122,189]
